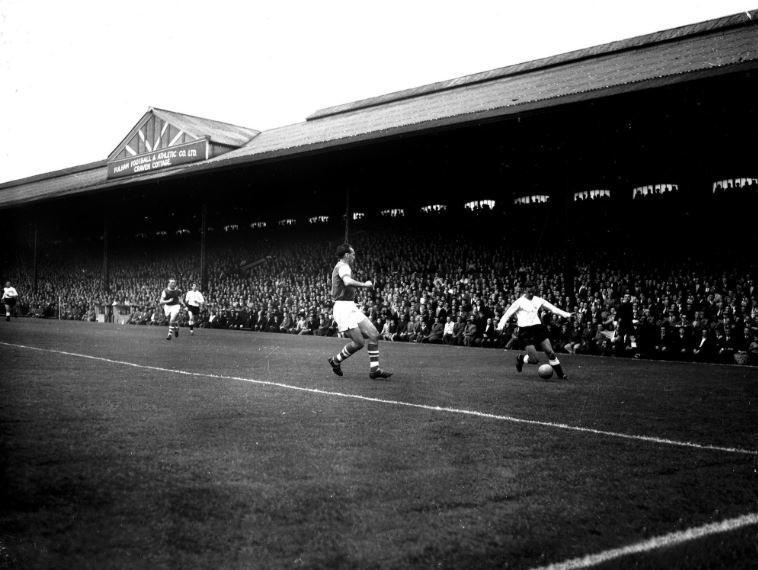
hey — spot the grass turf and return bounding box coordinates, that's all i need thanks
[0,319,756,568]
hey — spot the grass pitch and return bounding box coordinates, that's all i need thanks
[0,319,756,569]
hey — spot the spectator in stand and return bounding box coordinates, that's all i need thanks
[463,315,480,347]
[693,328,717,362]
[481,317,498,348]
[280,308,295,333]
[294,313,308,334]
[747,332,758,365]
[406,315,421,343]
[416,318,431,344]
[451,316,466,346]
[442,316,455,344]
[395,314,410,342]
[425,316,445,344]
[677,326,693,361]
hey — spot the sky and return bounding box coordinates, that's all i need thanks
[0,0,755,184]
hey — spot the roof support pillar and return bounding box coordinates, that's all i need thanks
[200,203,208,292]
[32,221,38,295]
[344,188,350,243]
[101,213,110,294]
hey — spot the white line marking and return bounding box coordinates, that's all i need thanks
[2,341,756,456]
[531,512,758,570]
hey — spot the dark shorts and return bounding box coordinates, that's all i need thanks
[518,324,549,346]
[3,298,16,307]
[187,305,200,315]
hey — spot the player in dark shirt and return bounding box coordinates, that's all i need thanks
[159,278,185,340]
[328,243,392,380]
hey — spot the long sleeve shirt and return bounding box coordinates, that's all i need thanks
[498,295,571,330]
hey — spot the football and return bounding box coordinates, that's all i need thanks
[537,364,554,379]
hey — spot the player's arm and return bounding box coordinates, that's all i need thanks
[541,300,573,319]
[497,300,519,331]
[341,269,373,288]
[158,290,168,305]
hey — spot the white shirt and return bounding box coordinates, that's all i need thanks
[185,290,205,307]
[2,286,18,300]
[443,320,455,335]
[498,295,570,330]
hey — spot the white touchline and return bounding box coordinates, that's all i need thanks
[2,341,757,456]
[531,512,758,570]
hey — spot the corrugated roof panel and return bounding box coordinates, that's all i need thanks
[210,25,757,163]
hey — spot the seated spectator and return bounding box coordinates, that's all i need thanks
[463,315,480,347]
[442,316,455,344]
[425,316,445,344]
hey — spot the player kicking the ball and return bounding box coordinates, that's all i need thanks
[159,278,186,340]
[497,282,573,379]
[184,282,205,335]
[328,243,392,380]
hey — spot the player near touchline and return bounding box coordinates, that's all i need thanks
[497,282,573,379]
[159,278,186,340]
[184,282,205,335]
[2,281,19,322]
[328,243,392,380]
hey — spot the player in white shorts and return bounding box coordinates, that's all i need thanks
[328,243,392,380]
[159,279,186,340]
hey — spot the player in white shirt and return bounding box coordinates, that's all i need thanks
[497,282,573,379]
[2,281,19,321]
[184,283,205,335]
[327,243,392,380]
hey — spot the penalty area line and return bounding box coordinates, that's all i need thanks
[1,341,757,457]
[531,511,758,570]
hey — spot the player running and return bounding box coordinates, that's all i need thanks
[159,278,186,340]
[2,281,19,321]
[327,243,392,380]
[497,282,573,379]
[184,282,205,335]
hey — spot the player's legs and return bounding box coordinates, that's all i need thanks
[187,306,196,334]
[164,305,180,339]
[330,302,365,375]
[4,302,10,321]
[329,326,365,375]
[537,338,567,379]
[357,317,391,379]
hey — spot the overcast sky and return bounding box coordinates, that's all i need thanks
[0,0,754,184]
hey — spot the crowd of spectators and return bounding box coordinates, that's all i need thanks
[3,224,757,366]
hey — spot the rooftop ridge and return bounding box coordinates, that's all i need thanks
[307,10,758,121]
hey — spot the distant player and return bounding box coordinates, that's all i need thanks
[328,243,392,380]
[2,281,19,322]
[498,283,573,379]
[184,282,205,335]
[159,278,185,340]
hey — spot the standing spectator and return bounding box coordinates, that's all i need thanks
[2,281,19,321]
